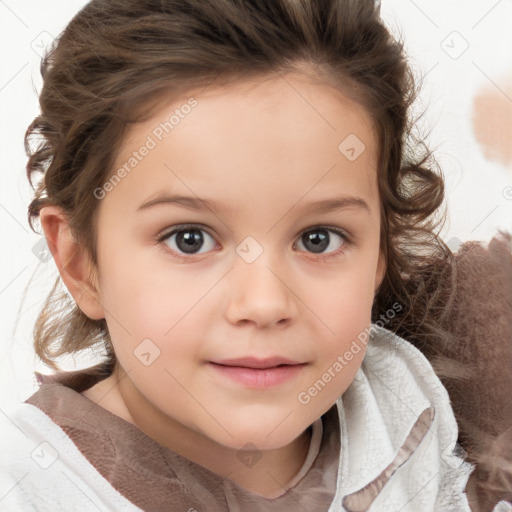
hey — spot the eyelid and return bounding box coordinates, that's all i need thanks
[157,223,216,240]
[298,224,352,243]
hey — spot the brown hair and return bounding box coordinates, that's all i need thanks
[24,0,455,374]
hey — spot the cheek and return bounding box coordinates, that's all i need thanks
[311,263,376,328]
[97,244,204,328]
[305,261,376,391]
[98,268,209,370]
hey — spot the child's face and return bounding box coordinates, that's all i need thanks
[92,72,385,451]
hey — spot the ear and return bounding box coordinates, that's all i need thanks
[374,248,386,294]
[39,205,105,320]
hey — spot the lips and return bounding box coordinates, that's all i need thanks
[211,356,304,369]
[207,356,307,388]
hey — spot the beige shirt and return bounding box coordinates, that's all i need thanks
[23,372,340,511]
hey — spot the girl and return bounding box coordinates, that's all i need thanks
[2,0,509,510]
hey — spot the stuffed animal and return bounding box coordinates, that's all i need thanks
[397,231,512,512]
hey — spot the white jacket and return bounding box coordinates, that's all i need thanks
[1,323,511,511]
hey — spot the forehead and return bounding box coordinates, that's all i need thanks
[105,73,379,216]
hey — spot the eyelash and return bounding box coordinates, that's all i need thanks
[156,224,352,262]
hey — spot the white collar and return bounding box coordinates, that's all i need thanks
[328,323,474,511]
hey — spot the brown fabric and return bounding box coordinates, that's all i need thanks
[406,232,512,512]
[26,372,340,511]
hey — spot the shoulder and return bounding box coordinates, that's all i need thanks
[0,401,142,511]
[337,323,475,511]
[0,402,69,511]
[356,323,462,450]
[362,323,456,409]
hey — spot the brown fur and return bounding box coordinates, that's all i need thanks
[412,231,512,511]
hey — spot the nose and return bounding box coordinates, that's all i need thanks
[224,252,298,329]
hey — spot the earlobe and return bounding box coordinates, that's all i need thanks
[39,206,105,320]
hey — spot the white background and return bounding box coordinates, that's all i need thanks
[1,0,512,411]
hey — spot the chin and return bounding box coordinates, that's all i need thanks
[208,419,308,452]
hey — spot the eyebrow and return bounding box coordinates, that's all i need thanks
[137,194,371,216]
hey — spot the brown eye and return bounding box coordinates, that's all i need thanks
[295,227,348,256]
[159,225,217,256]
